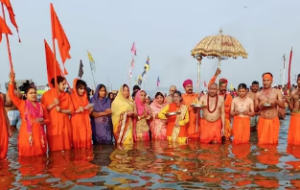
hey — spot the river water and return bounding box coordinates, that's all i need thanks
[1,116,300,189]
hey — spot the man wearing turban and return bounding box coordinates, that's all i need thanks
[254,72,285,144]
[182,79,200,140]
[208,68,233,140]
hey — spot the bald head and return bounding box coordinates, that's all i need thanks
[209,83,218,89]
[169,85,177,95]
[208,83,218,97]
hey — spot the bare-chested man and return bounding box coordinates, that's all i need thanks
[199,83,225,144]
[166,85,177,103]
[254,72,285,144]
[5,82,22,132]
[231,83,255,144]
[247,81,260,131]
[286,74,300,145]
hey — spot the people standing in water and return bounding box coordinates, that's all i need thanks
[182,79,200,141]
[150,92,168,140]
[247,81,260,131]
[8,73,50,156]
[71,79,92,149]
[5,81,22,132]
[135,90,152,141]
[111,84,136,144]
[286,74,300,145]
[254,73,285,144]
[90,84,113,145]
[199,83,225,144]
[41,76,73,151]
[209,68,233,141]
[230,83,255,144]
[0,92,11,158]
[158,90,189,143]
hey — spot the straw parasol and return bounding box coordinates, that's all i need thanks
[191,28,248,91]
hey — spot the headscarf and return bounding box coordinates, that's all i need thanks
[71,78,89,109]
[111,84,134,126]
[150,92,167,114]
[183,79,193,88]
[90,84,111,112]
[135,90,150,115]
[219,78,228,86]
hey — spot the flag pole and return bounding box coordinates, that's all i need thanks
[1,3,14,72]
[282,54,286,87]
[90,69,96,89]
[50,4,58,95]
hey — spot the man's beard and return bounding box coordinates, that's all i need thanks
[220,90,226,94]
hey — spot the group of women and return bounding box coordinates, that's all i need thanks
[4,73,189,158]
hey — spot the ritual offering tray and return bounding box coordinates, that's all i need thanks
[263,103,271,107]
[191,104,206,108]
[165,111,181,117]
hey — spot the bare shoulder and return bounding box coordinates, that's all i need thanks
[218,95,224,103]
[246,97,253,103]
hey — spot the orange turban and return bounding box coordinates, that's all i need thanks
[183,79,193,88]
[263,73,273,80]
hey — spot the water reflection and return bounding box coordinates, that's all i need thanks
[2,116,300,189]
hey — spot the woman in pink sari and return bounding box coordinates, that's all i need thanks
[134,90,152,141]
[150,92,168,140]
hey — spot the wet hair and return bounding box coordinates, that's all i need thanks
[155,92,164,99]
[50,76,66,87]
[262,72,273,78]
[76,79,87,90]
[252,81,259,85]
[238,83,247,90]
[133,85,140,91]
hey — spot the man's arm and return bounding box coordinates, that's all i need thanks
[276,89,285,109]
[220,98,225,135]
[5,92,12,107]
[254,93,260,112]
[230,98,236,116]
[248,99,255,117]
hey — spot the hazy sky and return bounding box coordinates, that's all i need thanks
[0,0,299,92]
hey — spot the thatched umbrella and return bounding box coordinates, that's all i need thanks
[191,28,248,91]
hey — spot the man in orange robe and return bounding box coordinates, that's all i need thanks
[286,74,300,145]
[0,93,11,158]
[254,73,285,144]
[199,83,225,144]
[209,69,232,140]
[182,79,200,140]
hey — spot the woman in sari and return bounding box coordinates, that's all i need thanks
[111,84,136,144]
[71,79,92,149]
[41,76,74,152]
[90,84,113,145]
[135,90,152,141]
[158,91,189,143]
[150,92,168,140]
[8,73,50,156]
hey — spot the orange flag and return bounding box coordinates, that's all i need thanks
[0,0,20,42]
[50,3,71,64]
[0,15,12,43]
[44,39,63,88]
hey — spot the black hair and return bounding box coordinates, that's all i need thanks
[108,92,114,99]
[155,92,164,99]
[123,84,129,91]
[133,85,140,91]
[298,74,300,79]
[173,90,182,101]
[262,72,273,78]
[19,80,36,94]
[76,79,87,90]
[252,81,259,85]
[50,76,66,87]
[238,83,247,90]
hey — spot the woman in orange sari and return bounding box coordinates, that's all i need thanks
[41,76,74,152]
[150,92,167,140]
[71,79,92,149]
[0,93,11,158]
[8,73,49,156]
[111,84,136,144]
[158,91,189,143]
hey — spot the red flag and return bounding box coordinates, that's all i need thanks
[0,0,20,42]
[204,80,207,88]
[131,42,136,56]
[50,3,71,64]
[0,15,12,43]
[287,47,293,89]
[44,39,62,88]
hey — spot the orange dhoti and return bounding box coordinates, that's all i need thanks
[224,119,232,140]
[0,96,8,159]
[257,117,280,144]
[232,116,250,144]
[200,119,222,144]
[288,113,300,145]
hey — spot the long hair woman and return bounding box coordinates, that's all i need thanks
[71,79,92,148]
[41,76,74,152]
[111,84,136,144]
[8,72,50,156]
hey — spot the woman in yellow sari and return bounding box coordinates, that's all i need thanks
[111,84,136,144]
[158,91,189,143]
